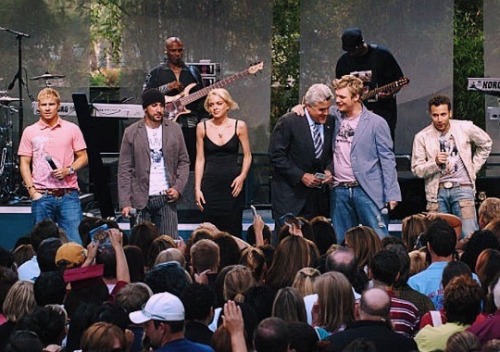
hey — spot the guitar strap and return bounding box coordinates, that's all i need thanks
[188,65,203,87]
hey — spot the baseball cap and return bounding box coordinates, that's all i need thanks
[129,292,185,324]
[342,27,364,52]
[55,242,87,268]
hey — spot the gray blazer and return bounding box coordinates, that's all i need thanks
[118,118,190,209]
[332,107,401,208]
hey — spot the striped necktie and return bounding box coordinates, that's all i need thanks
[313,123,323,159]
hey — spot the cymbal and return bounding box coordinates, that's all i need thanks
[0,96,22,103]
[31,73,66,80]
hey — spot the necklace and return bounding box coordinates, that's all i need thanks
[212,120,229,138]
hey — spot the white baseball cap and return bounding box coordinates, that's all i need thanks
[129,292,185,324]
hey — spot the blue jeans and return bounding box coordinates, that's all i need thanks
[31,190,82,244]
[330,186,388,243]
[437,186,478,238]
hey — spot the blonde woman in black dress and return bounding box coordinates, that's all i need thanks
[194,88,252,237]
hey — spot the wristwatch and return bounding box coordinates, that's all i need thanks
[68,167,75,175]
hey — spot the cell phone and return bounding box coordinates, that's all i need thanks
[250,205,258,217]
[314,172,326,180]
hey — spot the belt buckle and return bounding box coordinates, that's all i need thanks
[443,181,453,189]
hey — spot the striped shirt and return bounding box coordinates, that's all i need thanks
[388,291,420,337]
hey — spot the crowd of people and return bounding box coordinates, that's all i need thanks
[7,27,498,351]
[0,197,499,351]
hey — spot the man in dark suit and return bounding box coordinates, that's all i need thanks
[269,84,334,243]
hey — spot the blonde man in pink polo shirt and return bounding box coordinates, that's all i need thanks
[18,88,88,243]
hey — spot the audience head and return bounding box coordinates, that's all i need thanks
[475,249,500,298]
[287,322,319,352]
[180,283,216,322]
[292,267,320,297]
[55,242,87,269]
[484,218,500,245]
[213,232,241,270]
[78,215,100,247]
[253,317,290,352]
[310,216,337,256]
[426,219,457,258]
[369,249,401,286]
[145,261,190,297]
[266,235,312,289]
[408,249,428,276]
[314,271,355,332]
[37,237,63,272]
[16,305,68,347]
[344,226,382,269]
[123,245,146,282]
[30,219,60,252]
[12,244,35,267]
[2,280,36,323]
[385,244,412,287]
[401,214,430,251]
[461,230,499,273]
[4,329,44,352]
[34,270,66,306]
[129,221,159,262]
[190,238,220,274]
[444,275,482,325]
[147,235,176,269]
[0,247,16,271]
[80,322,127,352]
[115,282,153,314]
[272,287,307,323]
[246,223,272,246]
[358,288,391,322]
[445,331,481,352]
[442,260,472,289]
[240,246,267,284]
[223,265,255,303]
[155,248,186,269]
[129,292,185,349]
[478,197,500,228]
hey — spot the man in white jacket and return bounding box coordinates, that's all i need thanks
[411,95,492,238]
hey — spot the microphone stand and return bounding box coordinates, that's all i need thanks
[0,26,30,141]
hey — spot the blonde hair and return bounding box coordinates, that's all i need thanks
[223,265,255,303]
[271,287,307,323]
[314,271,355,332]
[240,246,267,283]
[408,249,428,276]
[2,280,36,323]
[155,248,186,268]
[204,88,239,112]
[292,267,321,296]
[332,75,364,98]
[37,87,61,104]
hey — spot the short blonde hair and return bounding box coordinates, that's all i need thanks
[204,88,239,112]
[408,249,428,276]
[332,74,364,98]
[37,88,61,104]
[2,280,36,323]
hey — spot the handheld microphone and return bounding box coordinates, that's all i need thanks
[381,203,389,215]
[129,208,137,218]
[45,155,57,170]
[439,137,446,170]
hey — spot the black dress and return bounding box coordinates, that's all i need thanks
[201,120,244,236]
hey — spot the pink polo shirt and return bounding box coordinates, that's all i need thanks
[18,118,87,189]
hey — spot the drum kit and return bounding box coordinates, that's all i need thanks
[0,73,65,204]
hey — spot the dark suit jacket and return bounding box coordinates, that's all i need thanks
[269,111,334,218]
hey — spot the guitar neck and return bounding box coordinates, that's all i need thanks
[180,69,251,105]
[363,81,400,100]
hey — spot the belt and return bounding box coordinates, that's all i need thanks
[37,188,76,197]
[149,190,169,197]
[337,181,360,188]
[439,182,473,189]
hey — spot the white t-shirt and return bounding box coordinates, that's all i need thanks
[146,125,169,195]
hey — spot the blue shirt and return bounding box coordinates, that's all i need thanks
[157,338,214,352]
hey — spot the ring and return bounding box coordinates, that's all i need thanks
[195,202,199,205]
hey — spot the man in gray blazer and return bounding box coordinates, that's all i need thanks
[330,75,401,242]
[269,84,334,243]
[118,88,190,238]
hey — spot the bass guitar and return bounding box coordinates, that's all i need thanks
[165,62,264,121]
[362,76,410,101]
